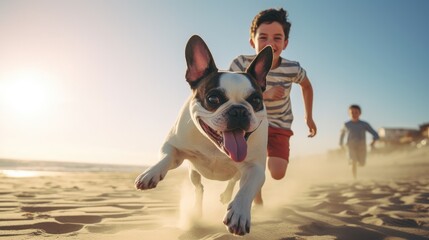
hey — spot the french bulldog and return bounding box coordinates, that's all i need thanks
[135,35,272,236]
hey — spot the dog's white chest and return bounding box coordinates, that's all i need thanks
[181,149,239,181]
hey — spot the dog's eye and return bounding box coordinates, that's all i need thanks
[205,90,227,110]
[207,95,221,105]
[251,97,261,105]
[248,95,262,105]
[247,94,263,111]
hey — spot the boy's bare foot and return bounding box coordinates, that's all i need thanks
[268,156,289,180]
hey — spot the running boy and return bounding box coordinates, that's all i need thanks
[339,104,379,179]
[229,8,317,180]
[229,8,317,204]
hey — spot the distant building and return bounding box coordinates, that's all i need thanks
[419,123,429,138]
[378,127,420,145]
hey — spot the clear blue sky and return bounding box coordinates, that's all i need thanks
[0,0,428,165]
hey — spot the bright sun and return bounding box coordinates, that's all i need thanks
[0,70,54,116]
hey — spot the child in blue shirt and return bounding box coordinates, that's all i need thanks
[339,104,379,179]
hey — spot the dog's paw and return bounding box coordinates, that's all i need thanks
[134,167,166,190]
[222,201,251,236]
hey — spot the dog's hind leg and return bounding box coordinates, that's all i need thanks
[189,168,204,217]
[220,173,239,204]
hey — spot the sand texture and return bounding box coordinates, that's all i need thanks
[0,149,428,239]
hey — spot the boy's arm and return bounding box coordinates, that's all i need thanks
[299,76,317,137]
[340,123,347,147]
[339,127,346,147]
[366,123,380,147]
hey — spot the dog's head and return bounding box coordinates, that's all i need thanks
[185,35,272,162]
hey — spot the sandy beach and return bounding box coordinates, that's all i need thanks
[0,148,428,240]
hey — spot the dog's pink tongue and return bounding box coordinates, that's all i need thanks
[223,130,247,162]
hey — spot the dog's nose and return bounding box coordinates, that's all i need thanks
[227,106,250,130]
[228,106,247,118]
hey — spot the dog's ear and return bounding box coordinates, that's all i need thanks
[245,46,273,92]
[185,35,218,88]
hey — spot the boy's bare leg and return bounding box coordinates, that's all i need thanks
[255,157,289,205]
[352,160,357,179]
[254,190,263,205]
[268,156,289,180]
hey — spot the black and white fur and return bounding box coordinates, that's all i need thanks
[135,35,272,236]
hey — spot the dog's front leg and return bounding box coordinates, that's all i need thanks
[220,173,240,204]
[135,143,182,190]
[223,163,265,235]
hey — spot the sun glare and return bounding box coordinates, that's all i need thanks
[0,170,60,178]
[0,170,41,178]
[0,70,54,116]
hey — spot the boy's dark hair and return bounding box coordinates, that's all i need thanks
[250,8,291,40]
[349,104,361,113]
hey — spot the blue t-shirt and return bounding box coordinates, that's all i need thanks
[340,120,379,145]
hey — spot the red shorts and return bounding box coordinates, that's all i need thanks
[267,126,294,161]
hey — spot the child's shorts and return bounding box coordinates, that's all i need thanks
[267,126,294,161]
[347,142,367,166]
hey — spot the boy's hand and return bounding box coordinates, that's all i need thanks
[306,118,317,137]
[263,86,285,100]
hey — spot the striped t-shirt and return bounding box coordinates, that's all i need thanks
[229,55,306,130]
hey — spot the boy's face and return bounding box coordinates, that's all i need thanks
[349,108,361,121]
[250,22,288,69]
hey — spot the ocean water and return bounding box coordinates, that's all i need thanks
[0,158,145,174]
